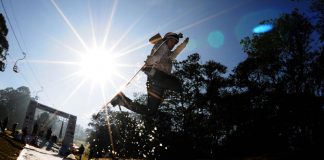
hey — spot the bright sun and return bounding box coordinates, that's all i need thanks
[79,48,119,82]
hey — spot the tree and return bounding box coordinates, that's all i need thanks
[0,14,9,72]
[310,0,324,41]
[87,109,151,159]
[234,9,315,94]
[155,53,228,159]
[0,86,31,129]
[87,111,111,158]
[74,124,87,142]
[229,9,324,155]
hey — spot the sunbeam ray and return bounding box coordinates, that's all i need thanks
[115,63,141,68]
[41,110,60,131]
[25,59,80,65]
[108,79,118,92]
[155,7,197,32]
[105,78,118,95]
[60,78,88,107]
[118,38,147,56]
[175,1,249,32]
[88,0,97,49]
[112,70,128,82]
[99,82,106,102]
[118,7,195,55]
[109,12,146,53]
[50,0,89,51]
[47,71,83,88]
[102,0,118,47]
[88,80,97,98]
[47,35,85,55]
[117,42,150,58]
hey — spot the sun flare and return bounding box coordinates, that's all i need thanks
[79,48,119,82]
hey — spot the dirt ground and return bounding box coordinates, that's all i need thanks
[0,133,24,160]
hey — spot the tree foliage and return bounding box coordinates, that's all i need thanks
[0,13,9,72]
[228,9,324,156]
[0,86,31,129]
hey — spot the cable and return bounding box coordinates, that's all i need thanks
[8,54,33,87]
[1,0,25,73]
[1,0,24,52]
[13,51,26,73]
[8,0,27,50]
[1,0,55,106]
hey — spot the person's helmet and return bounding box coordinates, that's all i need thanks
[163,32,182,42]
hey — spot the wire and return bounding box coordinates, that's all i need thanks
[8,0,27,50]
[13,51,26,73]
[1,0,24,52]
[1,0,25,73]
[1,0,55,106]
[8,54,33,87]
[7,0,49,92]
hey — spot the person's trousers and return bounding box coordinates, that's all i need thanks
[123,69,182,115]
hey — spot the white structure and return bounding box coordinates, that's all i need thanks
[22,100,77,152]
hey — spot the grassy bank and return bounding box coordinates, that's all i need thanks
[0,132,24,160]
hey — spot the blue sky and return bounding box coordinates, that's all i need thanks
[0,0,310,127]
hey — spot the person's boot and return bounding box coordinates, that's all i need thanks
[110,92,131,107]
[111,92,152,115]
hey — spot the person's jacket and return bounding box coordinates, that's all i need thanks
[145,39,188,74]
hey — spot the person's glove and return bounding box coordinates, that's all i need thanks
[184,37,189,43]
[145,55,154,66]
[141,64,153,73]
